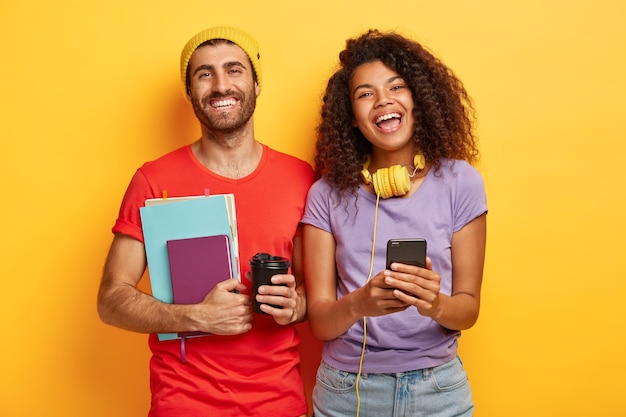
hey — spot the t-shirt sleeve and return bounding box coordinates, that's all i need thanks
[301,180,333,234]
[111,168,153,242]
[453,162,488,233]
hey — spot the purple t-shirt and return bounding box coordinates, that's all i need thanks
[302,159,487,373]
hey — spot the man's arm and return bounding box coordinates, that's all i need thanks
[97,233,253,335]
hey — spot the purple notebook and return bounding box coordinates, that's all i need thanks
[167,234,233,337]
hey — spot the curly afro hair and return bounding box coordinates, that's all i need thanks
[314,29,479,200]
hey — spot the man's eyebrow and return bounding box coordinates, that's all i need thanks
[193,64,215,77]
[223,60,247,70]
[192,61,247,77]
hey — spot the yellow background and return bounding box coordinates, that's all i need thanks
[2,0,625,416]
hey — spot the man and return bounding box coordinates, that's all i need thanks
[97,26,315,417]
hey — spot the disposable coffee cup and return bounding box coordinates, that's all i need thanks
[249,253,290,314]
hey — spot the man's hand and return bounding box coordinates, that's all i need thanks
[255,273,300,325]
[192,278,253,335]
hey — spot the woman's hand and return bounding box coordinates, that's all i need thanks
[352,271,411,317]
[383,257,442,319]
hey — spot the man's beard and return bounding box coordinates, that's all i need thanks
[191,89,256,135]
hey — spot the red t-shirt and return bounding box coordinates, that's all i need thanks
[113,144,315,417]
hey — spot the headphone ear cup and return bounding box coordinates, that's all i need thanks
[371,170,381,197]
[414,154,426,170]
[369,166,411,198]
[372,169,382,198]
[393,165,411,196]
[361,168,372,185]
[362,155,421,198]
[389,166,398,196]
[379,168,394,199]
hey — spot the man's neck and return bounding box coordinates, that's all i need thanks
[191,123,262,179]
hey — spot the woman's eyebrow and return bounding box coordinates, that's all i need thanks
[352,76,404,95]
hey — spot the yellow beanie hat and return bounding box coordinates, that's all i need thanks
[180,26,262,94]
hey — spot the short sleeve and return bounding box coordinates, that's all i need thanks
[301,179,333,234]
[111,168,153,242]
[452,162,487,232]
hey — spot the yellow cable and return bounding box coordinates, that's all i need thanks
[355,192,381,417]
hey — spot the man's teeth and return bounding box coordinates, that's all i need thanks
[212,99,236,108]
[376,113,401,123]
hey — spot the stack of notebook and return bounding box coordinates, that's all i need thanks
[140,194,239,340]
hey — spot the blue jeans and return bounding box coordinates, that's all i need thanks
[312,356,474,417]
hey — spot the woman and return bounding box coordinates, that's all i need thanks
[302,29,487,417]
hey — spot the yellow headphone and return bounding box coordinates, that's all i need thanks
[360,154,426,198]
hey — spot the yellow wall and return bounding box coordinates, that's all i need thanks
[2,1,625,415]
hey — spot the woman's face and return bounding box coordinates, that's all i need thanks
[349,60,415,154]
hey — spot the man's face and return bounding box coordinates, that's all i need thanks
[187,42,260,133]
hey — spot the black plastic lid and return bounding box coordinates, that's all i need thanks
[249,253,290,268]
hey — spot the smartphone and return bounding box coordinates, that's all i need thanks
[386,238,427,269]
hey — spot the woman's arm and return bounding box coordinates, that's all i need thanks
[385,213,487,330]
[303,225,409,341]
